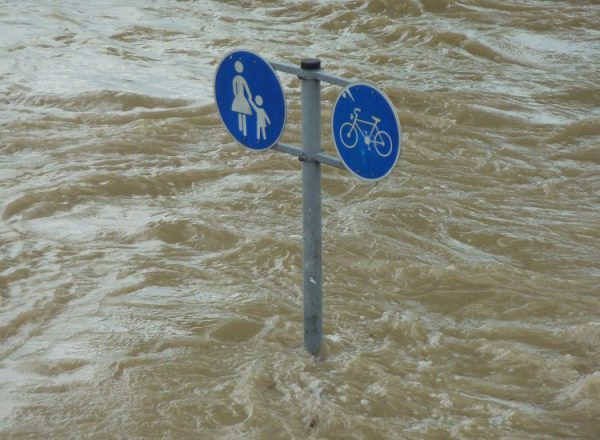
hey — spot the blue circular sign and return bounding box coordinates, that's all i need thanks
[332,83,401,181]
[214,50,286,151]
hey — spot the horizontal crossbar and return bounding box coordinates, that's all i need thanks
[269,60,349,171]
[269,60,354,88]
[274,143,345,170]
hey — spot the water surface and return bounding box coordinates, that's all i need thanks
[1,1,599,438]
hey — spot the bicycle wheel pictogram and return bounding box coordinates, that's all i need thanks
[339,122,358,149]
[373,130,393,158]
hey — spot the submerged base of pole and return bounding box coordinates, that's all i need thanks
[301,58,323,356]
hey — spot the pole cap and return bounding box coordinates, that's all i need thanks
[301,58,321,70]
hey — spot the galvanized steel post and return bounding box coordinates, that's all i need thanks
[300,58,322,355]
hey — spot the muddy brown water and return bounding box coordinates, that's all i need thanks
[1,1,599,438]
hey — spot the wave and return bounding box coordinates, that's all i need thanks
[10,91,190,113]
[549,117,600,146]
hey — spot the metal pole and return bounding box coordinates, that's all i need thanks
[300,58,322,356]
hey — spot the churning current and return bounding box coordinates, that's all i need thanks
[1,1,599,438]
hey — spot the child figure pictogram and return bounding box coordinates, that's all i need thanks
[250,95,271,141]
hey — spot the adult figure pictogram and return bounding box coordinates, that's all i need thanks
[231,61,252,136]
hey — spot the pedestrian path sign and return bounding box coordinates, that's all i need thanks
[214,50,286,151]
[332,83,401,181]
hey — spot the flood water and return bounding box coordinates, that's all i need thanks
[1,1,600,438]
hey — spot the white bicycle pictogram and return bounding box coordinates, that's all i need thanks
[339,108,393,158]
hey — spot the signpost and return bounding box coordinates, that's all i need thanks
[214,50,402,355]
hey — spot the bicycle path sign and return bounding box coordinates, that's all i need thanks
[332,83,401,181]
[214,50,286,151]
